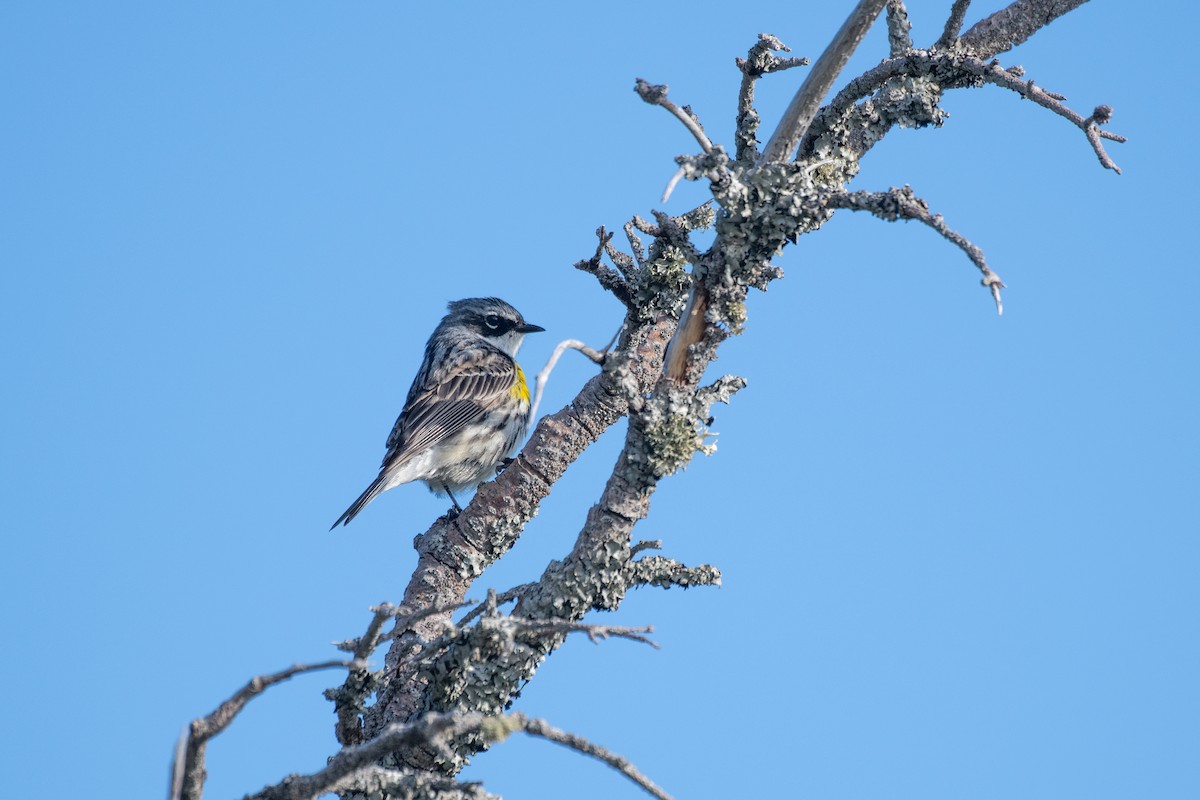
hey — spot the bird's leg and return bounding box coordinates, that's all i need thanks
[444,484,463,518]
[495,457,515,475]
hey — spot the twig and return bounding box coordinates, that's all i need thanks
[248,712,482,800]
[885,1,913,56]
[803,51,1125,173]
[530,339,608,422]
[514,713,675,800]
[759,0,889,163]
[935,0,973,49]
[172,660,361,800]
[734,33,808,162]
[977,61,1125,173]
[630,538,663,556]
[634,78,715,154]
[513,619,659,649]
[661,166,687,203]
[631,555,723,590]
[457,582,535,626]
[825,186,1006,314]
[575,226,635,307]
[1083,105,1123,174]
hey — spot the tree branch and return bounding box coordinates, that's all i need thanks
[935,0,974,49]
[759,0,889,163]
[514,713,675,800]
[172,660,360,800]
[885,0,913,56]
[734,34,809,163]
[634,78,715,154]
[825,186,1006,314]
[959,0,1091,58]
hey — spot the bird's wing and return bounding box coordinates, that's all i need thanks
[380,348,518,470]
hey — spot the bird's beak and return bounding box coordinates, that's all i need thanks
[518,323,545,334]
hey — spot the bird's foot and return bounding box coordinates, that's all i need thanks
[495,457,515,476]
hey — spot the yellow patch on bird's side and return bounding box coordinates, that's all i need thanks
[510,364,531,403]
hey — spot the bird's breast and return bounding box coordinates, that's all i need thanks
[510,363,530,404]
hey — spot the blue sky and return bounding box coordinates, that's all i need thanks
[3,2,1197,798]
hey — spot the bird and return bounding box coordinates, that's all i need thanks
[331,297,544,528]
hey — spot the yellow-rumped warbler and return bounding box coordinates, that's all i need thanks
[331,298,544,528]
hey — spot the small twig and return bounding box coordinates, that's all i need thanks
[248,712,481,800]
[935,0,973,49]
[514,619,660,649]
[530,339,607,422]
[1084,105,1123,174]
[803,51,1125,174]
[759,0,888,163]
[575,226,635,307]
[826,186,1005,314]
[335,601,474,653]
[630,539,663,556]
[457,583,535,626]
[631,556,723,590]
[514,713,675,800]
[735,33,808,162]
[623,221,647,269]
[661,166,687,203]
[885,1,913,56]
[634,78,715,154]
[173,660,361,800]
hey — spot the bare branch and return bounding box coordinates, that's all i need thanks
[759,0,889,163]
[514,618,660,649]
[575,226,635,307]
[457,583,535,626]
[960,0,1090,58]
[935,0,974,49]
[250,711,672,800]
[977,60,1125,173]
[801,51,1124,173]
[735,33,809,162]
[825,186,1006,314]
[530,338,608,422]
[514,713,675,800]
[630,538,663,556]
[885,1,913,56]
[173,660,360,800]
[634,78,715,154]
[248,712,481,800]
[632,555,723,590]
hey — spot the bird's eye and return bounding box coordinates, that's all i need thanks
[484,314,502,330]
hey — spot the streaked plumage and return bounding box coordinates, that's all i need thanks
[332,298,543,528]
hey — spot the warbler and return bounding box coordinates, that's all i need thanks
[331,297,544,528]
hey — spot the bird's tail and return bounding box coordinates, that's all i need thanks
[330,474,389,529]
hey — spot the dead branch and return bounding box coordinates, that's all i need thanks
[514,713,675,800]
[935,0,974,49]
[634,78,715,154]
[760,0,889,163]
[172,660,360,800]
[825,186,1006,313]
[885,1,913,56]
[960,0,1090,58]
[734,34,809,162]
